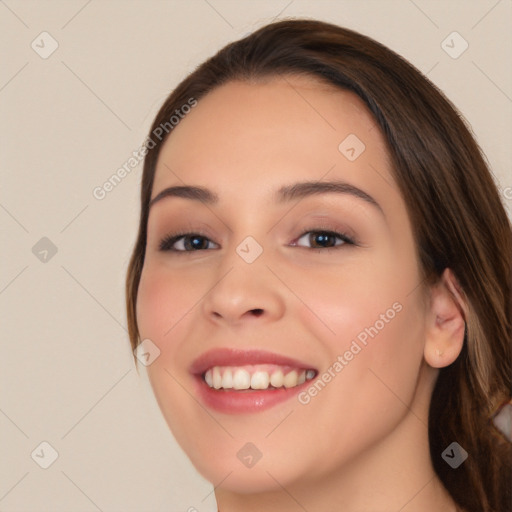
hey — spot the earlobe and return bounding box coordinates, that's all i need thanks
[424,268,467,369]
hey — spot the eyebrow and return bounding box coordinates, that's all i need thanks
[149,180,383,214]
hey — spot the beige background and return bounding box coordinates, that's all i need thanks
[1,1,511,511]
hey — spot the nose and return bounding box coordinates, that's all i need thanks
[201,255,286,327]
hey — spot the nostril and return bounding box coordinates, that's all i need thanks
[250,309,264,317]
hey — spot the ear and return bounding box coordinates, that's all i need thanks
[424,268,467,368]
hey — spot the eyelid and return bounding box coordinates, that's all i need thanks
[158,229,220,252]
[292,230,354,249]
[291,222,357,246]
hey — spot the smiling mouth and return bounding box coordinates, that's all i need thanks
[203,364,317,391]
[190,348,319,412]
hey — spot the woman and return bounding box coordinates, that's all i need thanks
[125,19,511,512]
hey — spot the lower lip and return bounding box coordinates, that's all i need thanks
[192,375,312,414]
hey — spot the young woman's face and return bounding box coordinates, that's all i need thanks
[136,76,429,492]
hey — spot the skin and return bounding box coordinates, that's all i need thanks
[136,75,467,511]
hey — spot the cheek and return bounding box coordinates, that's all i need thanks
[290,250,416,350]
[136,262,200,344]
[136,267,167,341]
[290,255,425,433]
[328,286,424,408]
[136,263,205,392]
[287,299,425,480]
[136,265,217,470]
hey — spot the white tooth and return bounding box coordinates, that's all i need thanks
[213,367,222,389]
[283,370,298,388]
[233,369,251,390]
[306,369,316,380]
[204,369,213,387]
[251,371,270,390]
[297,370,306,385]
[221,369,233,389]
[270,369,284,388]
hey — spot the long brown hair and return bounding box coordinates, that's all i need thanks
[126,19,512,511]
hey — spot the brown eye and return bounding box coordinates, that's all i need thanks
[294,230,354,249]
[159,233,220,252]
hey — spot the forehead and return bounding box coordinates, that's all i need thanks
[152,75,393,202]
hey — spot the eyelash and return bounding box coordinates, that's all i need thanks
[158,226,356,253]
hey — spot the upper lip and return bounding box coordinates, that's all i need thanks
[189,348,317,376]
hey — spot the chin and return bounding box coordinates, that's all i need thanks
[201,466,295,494]
[185,446,308,494]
